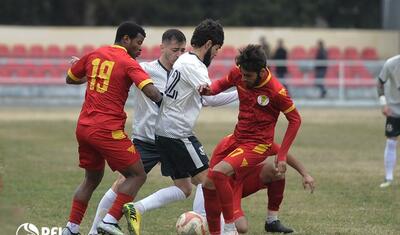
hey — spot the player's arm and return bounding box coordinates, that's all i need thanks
[66,55,88,85]
[274,91,302,174]
[377,62,390,116]
[141,83,163,107]
[287,153,315,193]
[201,90,238,107]
[198,67,237,96]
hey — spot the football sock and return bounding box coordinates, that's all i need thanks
[134,186,185,214]
[193,184,206,216]
[106,192,133,221]
[211,171,235,223]
[66,222,80,234]
[267,179,285,211]
[266,214,278,224]
[384,139,397,181]
[203,187,222,234]
[89,188,117,234]
[68,199,88,225]
[223,222,237,232]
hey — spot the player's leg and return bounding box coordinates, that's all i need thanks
[380,117,399,187]
[63,125,105,235]
[89,139,159,234]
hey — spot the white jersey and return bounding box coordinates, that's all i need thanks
[156,52,211,138]
[131,60,169,143]
[379,55,400,116]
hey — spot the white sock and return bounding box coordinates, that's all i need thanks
[266,215,278,224]
[89,188,117,234]
[192,184,206,216]
[134,186,186,214]
[66,222,80,234]
[384,139,397,181]
[223,223,237,232]
[103,214,118,224]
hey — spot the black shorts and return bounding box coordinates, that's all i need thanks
[132,138,160,174]
[385,116,400,137]
[155,135,209,180]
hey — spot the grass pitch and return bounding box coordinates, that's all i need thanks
[1,106,399,234]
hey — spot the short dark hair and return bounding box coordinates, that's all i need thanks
[236,44,267,72]
[190,19,224,48]
[162,29,186,43]
[114,21,146,43]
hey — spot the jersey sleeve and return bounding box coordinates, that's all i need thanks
[378,61,390,84]
[201,90,238,107]
[181,62,211,88]
[67,54,89,81]
[127,60,153,90]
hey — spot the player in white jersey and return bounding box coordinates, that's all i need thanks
[377,55,400,188]
[88,27,236,235]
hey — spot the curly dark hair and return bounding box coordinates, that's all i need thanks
[235,44,267,72]
[190,19,224,48]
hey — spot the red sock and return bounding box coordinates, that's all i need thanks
[267,179,285,211]
[203,186,222,234]
[241,170,266,198]
[68,199,88,225]
[211,171,235,223]
[108,193,133,221]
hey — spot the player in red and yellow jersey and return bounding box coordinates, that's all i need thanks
[62,21,162,235]
[200,44,302,235]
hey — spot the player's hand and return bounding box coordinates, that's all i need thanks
[382,105,392,116]
[69,56,80,65]
[275,160,287,175]
[302,174,315,193]
[198,84,212,95]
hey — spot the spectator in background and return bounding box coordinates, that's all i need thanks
[314,40,327,98]
[259,36,271,59]
[273,39,288,87]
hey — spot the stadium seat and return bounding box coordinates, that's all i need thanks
[208,63,231,80]
[307,47,317,59]
[81,44,96,56]
[63,45,79,58]
[29,44,45,58]
[217,46,237,60]
[289,46,307,60]
[361,47,378,60]
[0,44,10,57]
[343,47,359,60]
[138,45,151,60]
[327,47,341,60]
[11,44,28,58]
[150,45,161,59]
[46,44,63,58]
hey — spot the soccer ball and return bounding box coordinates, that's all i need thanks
[176,211,208,235]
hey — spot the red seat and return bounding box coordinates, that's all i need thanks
[307,47,317,59]
[0,44,10,57]
[289,46,307,60]
[63,45,79,58]
[150,45,161,59]
[81,44,96,56]
[217,46,237,60]
[361,47,378,60]
[138,46,151,60]
[11,44,28,58]
[46,45,63,58]
[327,47,341,60]
[343,47,359,60]
[29,44,45,58]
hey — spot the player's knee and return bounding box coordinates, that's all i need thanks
[235,217,248,234]
[177,184,192,198]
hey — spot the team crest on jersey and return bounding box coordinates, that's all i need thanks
[257,95,269,106]
[386,123,393,132]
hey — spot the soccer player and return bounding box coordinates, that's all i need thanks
[200,44,302,235]
[377,54,400,188]
[88,27,237,235]
[122,18,225,234]
[61,21,163,235]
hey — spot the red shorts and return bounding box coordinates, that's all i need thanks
[210,134,279,220]
[209,134,279,179]
[76,124,140,171]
